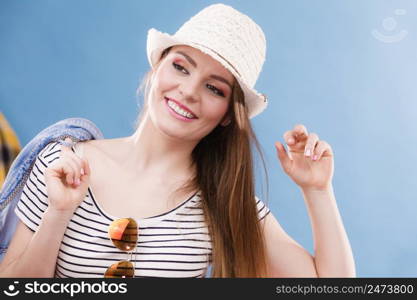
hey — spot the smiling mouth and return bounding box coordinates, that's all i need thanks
[165,97,197,119]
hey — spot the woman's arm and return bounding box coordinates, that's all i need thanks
[0,210,73,277]
[264,124,355,277]
[262,186,355,277]
[0,140,91,277]
[301,185,355,277]
[262,212,318,277]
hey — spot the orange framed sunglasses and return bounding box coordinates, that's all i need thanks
[104,218,138,278]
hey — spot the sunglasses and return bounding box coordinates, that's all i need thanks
[104,218,138,278]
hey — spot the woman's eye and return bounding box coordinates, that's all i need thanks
[172,62,188,74]
[207,84,225,97]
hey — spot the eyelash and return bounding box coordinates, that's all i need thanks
[172,62,226,98]
[173,62,189,75]
[206,84,225,97]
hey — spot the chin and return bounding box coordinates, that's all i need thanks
[156,118,195,141]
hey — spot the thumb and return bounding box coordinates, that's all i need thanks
[275,141,292,174]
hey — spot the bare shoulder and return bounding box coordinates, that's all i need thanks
[80,137,129,163]
[76,138,132,185]
[81,138,116,154]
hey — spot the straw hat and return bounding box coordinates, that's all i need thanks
[146,3,267,119]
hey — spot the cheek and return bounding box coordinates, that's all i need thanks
[152,65,177,94]
[201,100,230,121]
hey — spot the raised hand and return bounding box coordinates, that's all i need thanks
[44,140,91,215]
[275,124,334,191]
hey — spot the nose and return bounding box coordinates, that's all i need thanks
[178,77,200,103]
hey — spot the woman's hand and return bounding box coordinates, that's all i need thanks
[44,140,91,215]
[275,124,334,191]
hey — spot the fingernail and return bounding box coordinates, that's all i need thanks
[288,138,294,144]
[75,178,80,185]
[305,149,311,157]
[313,155,318,161]
[81,168,85,175]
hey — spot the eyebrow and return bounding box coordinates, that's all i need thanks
[175,51,233,89]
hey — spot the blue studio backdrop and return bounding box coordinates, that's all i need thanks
[1,0,417,277]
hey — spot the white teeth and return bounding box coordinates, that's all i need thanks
[167,100,195,119]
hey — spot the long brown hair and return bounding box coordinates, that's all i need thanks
[135,48,270,277]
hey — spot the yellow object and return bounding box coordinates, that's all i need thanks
[0,112,21,188]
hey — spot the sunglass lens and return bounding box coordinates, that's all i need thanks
[104,261,134,278]
[108,218,138,251]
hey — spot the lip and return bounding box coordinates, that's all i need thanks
[165,98,198,122]
[164,97,198,118]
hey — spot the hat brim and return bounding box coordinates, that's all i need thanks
[146,28,267,119]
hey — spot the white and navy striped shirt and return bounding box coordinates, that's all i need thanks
[15,141,271,278]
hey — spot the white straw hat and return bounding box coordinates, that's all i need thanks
[146,3,267,119]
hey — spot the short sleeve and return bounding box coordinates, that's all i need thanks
[14,142,62,232]
[255,196,270,222]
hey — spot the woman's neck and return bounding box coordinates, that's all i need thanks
[124,114,197,179]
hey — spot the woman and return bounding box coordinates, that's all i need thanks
[0,4,355,278]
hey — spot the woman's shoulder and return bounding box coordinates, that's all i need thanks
[80,137,126,157]
[76,137,131,170]
[38,138,113,160]
[38,139,107,162]
[79,138,108,152]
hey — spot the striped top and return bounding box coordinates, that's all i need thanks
[14,141,271,278]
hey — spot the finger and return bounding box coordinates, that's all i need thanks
[304,133,319,158]
[54,160,76,186]
[275,141,292,173]
[283,126,308,145]
[293,124,308,138]
[283,130,306,145]
[61,157,80,186]
[60,145,76,165]
[283,130,295,145]
[69,146,86,176]
[66,154,84,184]
[313,140,333,161]
[79,159,91,184]
[47,157,77,186]
[64,166,75,186]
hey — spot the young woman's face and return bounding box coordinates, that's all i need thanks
[147,45,234,142]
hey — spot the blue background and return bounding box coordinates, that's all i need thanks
[1,0,416,277]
